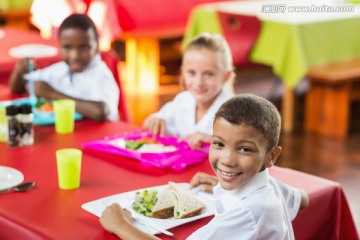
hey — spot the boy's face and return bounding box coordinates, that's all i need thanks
[182,49,229,107]
[59,28,98,73]
[209,117,281,191]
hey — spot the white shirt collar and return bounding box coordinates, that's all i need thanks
[213,169,270,213]
[70,53,101,77]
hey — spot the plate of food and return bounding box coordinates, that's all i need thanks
[81,182,215,235]
[81,131,209,170]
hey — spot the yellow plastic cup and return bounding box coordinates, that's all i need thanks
[56,148,82,190]
[53,99,75,134]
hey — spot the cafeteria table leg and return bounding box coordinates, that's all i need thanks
[282,85,295,133]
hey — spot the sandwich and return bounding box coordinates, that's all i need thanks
[151,189,175,219]
[151,182,204,219]
[168,181,204,218]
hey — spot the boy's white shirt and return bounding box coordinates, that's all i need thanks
[188,169,300,240]
[151,88,232,137]
[24,54,120,121]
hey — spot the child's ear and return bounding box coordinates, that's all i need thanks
[179,75,186,91]
[223,71,232,82]
[223,71,234,93]
[265,146,282,168]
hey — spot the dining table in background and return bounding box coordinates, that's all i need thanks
[0,88,358,239]
[183,0,360,133]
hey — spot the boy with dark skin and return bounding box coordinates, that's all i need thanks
[9,14,119,122]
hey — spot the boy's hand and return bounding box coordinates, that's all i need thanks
[15,58,31,74]
[190,172,218,193]
[183,132,211,150]
[100,203,132,234]
[143,117,166,137]
[9,58,33,94]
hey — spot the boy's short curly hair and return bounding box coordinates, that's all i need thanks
[58,14,99,42]
[214,94,281,151]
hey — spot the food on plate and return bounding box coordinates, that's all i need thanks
[151,189,176,219]
[139,136,158,144]
[168,181,204,219]
[35,100,54,112]
[125,140,144,150]
[133,182,205,219]
[136,143,177,153]
[107,136,178,153]
[132,189,158,217]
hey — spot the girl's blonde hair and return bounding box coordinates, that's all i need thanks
[183,33,235,93]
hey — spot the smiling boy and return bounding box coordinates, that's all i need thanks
[100,94,309,239]
[187,94,309,239]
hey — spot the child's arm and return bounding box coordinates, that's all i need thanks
[34,81,109,122]
[9,58,30,94]
[183,132,211,150]
[299,189,309,209]
[100,203,160,240]
[190,172,218,193]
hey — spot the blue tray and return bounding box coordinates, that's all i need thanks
[0,98,82,125]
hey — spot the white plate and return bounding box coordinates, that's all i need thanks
[0,166,24,191]
[9,44,58,58]
[82,183,215,235]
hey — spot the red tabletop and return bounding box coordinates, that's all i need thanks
[0,119,358,240]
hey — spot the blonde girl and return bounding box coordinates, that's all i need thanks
[143,33,235,149]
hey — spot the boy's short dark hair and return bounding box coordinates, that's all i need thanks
[58,14,99,42]
[214,94,281,151]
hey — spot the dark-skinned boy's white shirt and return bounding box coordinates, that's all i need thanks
[24,54,120,121]
[187,169,300,240]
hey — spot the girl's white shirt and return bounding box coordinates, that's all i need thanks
[24,54,120,121]
[151,88,232,137]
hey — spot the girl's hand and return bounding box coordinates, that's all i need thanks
[190,172,218,193]
[143,117,166,137]
[183,132,211,150]
[100,203,133,234]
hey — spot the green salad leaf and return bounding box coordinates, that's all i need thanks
[125,140,144,150]
[132,189,158,217]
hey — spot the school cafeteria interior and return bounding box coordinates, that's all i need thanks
[0,0,359,239]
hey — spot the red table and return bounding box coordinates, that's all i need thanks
[0,118,358,239]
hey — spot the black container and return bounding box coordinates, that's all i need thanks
[5,105,20,147]
[19,104,34,146]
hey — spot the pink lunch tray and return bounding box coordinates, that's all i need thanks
[81,131,209,170]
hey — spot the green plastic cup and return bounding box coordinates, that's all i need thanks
[53,99,75,134]
[56,148,82,190]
